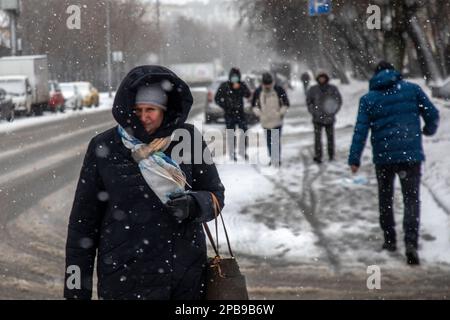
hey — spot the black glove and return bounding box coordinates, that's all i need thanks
[422,126,433,136]
[165,192,199,222]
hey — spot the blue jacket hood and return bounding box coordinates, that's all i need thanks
[369,69,402,91]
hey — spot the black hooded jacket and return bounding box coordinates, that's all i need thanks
[214,68,251,119]
[64,65,225,300]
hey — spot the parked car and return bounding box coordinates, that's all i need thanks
[48,80,65,113]
[204,75,259,125]
[0,55,50,116]
[0,75,32,116]
[73,81,99,107]
[60,82,83,110]
[431,78,450,100]
[0,88,14,122]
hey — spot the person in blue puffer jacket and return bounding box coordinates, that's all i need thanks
[348,61,440,266]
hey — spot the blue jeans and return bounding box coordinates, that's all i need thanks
[266,126,282,165]
[225,116,248,159]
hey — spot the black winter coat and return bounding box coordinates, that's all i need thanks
[214,81,251,120]
[306,83,342,125]
[64,65,225,300]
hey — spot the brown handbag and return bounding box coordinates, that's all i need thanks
[203,193,249,300]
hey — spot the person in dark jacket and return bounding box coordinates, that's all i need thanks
[64,65,225,300]
[252,72,290,166]
[301,72,311,96]
[306,71,342,163]
[348,61,440,265]
[214,67,251,160]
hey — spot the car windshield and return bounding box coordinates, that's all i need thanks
[0,79,26,95]
[59,83,75,95]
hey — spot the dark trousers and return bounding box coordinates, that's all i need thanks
[266,126,282,165]
[313,122,335,161]
[375,162,422,249]
[225,116,248,159]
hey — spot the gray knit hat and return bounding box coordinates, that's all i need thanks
[135,83,168,110]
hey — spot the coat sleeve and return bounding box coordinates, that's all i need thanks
[276,85,290,107]
[348,97,370,167]
[64,138,107,300]
[251,87,262,117]
[415,85,440,136]
[214,83,226,109]
[276,86,290,116]
[241,82,251,99]
[333,85,343,114]
[251,87,261,108]
[189,130,225,223]
[306,87,315,114]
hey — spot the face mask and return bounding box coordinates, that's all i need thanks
[230,76,240,83]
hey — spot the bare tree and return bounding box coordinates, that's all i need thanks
[237,0,448,82]
[17,0,161,89]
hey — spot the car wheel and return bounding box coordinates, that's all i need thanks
[34,105,43,116]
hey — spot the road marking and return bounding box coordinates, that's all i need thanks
[0,144,87,186]
[0,122,114,162]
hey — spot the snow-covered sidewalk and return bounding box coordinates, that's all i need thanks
[201,79,450,273]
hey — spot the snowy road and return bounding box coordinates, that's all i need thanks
[0,85,449,299]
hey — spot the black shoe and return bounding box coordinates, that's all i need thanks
[382,242,397,252]
[406,248,420,265]
[313,157,322,164]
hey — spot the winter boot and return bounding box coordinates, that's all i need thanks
[382,241,397,252]
[406,247,420,265]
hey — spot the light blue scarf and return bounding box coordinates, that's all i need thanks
[117,126,189,203]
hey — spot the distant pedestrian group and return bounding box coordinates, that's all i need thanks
[215,62,440,266]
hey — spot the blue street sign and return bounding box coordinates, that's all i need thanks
[309,0,332,16]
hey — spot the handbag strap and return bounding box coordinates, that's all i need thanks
[203,192,235,258]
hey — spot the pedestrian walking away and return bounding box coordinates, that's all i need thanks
[348,61,440,265]
[301,71,311,96]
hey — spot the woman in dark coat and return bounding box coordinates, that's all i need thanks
[64,65,225,300]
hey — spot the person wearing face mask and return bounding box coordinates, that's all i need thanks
[64,65,225,300]
[214,67,251,161]
[251,72,290,166]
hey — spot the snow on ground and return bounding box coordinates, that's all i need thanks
[199,78,450,269]
[0,93,115,133]
[207,162,325,264]
[412,82,450,215]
